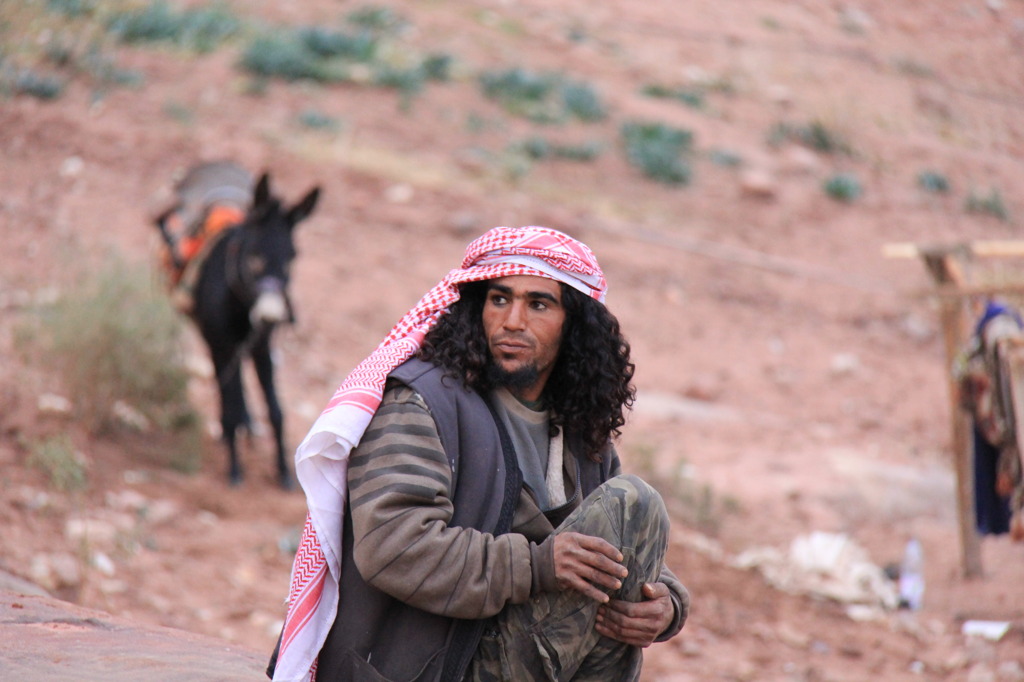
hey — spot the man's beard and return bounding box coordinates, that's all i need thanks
[485,359,540,391]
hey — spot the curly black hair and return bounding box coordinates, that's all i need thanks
[416,280,636,460]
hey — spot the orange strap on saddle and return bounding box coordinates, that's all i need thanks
[162,204,246,305]
[179,205,246,262]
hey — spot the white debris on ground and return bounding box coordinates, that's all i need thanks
[733,531,899,618]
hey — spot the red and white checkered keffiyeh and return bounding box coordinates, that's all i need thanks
[273,226,606,681]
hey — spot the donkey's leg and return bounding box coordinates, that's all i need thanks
[252,331,292,489]
[210,345,250,486]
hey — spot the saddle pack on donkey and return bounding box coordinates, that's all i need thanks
[155,161,253,314]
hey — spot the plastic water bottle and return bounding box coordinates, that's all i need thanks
[898,538,925,610]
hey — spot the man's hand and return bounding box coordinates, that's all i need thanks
[595,582,674,647]
[552,532,627,603]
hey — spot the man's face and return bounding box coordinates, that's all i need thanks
[482,275,566,401]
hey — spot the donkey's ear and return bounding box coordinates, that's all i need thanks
[288,186,321,226]
[253,172,272,206]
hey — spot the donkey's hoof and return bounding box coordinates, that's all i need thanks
[229,471,244,487]
[278,472,295,491]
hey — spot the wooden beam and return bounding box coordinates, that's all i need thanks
[925,282,1024,299]
[884,240,1024,260]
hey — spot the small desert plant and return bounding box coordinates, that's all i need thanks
[560,79,607,121]
[27,434,88,492]
[163,100,194,124]
[511,136,604,162]
[965,187,1010,222]
[917,170,950,194]
[46,0,98,18]
[239,33,342,82]
[79,45,145,88]
[421,52,453,82]
[6,68,66,99]
[620,121,694,185]
[892,56,934,79]
[768,119,852,155]
[346,5,407,33]
[479,67,560,122]
[27,254,195,434]
[298,26,378,62]
[823,172,862,202]
[374,64,426,93]
[106,0,241,54]
[641,83,705,110]
[479,67,606,123]
[707,148,743,167]
[297,109,340,131]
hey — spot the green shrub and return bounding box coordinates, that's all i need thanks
[479,68,606,123]
[239,34,340,82]
[768,119,852,155]
[620,121,694,185]
[641,83,705,109]
[106,1,241,54]
[28,254,195,434]
[373,64,426,93]
[965,187,1009,222]
[560,80,607,121]
[373,63,427,110]
[346,5,407,33]
[707,148,743,167]
[43,37,77,68]
[511,136,603,162]
[479,67,558,121]
[8,68,66,99]
[297,109,340,131]
[823,172,862,202]
[892,56,934,79]
[27,435,87,492]
[421,52,453,81]
[298,27,377,61]
[46,0,97,19]
[917,170,949,194]
[553,140,604,162]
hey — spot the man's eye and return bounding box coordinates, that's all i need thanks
[248,255,266,275]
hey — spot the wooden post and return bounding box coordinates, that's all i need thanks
[921,253,984,578]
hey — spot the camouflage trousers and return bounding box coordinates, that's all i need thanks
[465,474,670,682]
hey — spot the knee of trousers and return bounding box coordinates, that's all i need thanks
[605,474,666,518]
[597,474,669,543]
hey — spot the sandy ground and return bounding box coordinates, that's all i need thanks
[2,1,1024,680]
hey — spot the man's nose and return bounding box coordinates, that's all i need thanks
[503,300,527,330]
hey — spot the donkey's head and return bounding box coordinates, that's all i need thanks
[235,172,320,327]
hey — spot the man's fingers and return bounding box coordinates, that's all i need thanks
[596,585,676,647]
[567,533,627,582]
[553,532,627,601]
[594,613,653,647]
[642,581,669,600]
[574,533,624,562]
[569,575,613,603]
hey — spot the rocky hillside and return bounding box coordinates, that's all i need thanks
[2,1,1024,680]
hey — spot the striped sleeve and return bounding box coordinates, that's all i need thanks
[347,384,535,619]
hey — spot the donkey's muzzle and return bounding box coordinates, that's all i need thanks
[251,278,290,326]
